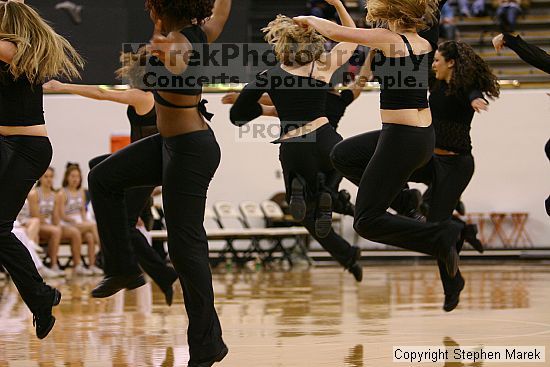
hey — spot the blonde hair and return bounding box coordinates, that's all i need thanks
[116,46,147,88]
[0,0,83,83]
[366,0,439,31]
[262,15,326,66]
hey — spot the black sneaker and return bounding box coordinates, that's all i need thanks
[91,273,146,298]
[315,192,333,238]
[443,275,465,312]
[187,344,229,367]
[462,224,484,253]
[289,178,306,222]
[34,288,61,339]
[333,190,355,217]
[161,269,179,306]
[455,200,466,216]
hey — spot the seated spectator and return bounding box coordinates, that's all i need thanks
[28,167,74,276]
[56,163,102,275]
[496,0,522,32]
[440,2,458,40]
[458,0,487,17]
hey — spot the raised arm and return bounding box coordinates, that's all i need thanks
[294,16,394,53]
[493,33,550,74]
[322,0,359,73]
[43,80,153,112]
[201,0,232,43]
[0,40,17,64]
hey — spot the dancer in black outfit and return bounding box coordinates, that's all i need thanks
[230,0,363,281]
[222,55,374,216]
[493,33,550,216]
[0,0,82,339]
[296,0,471,279]
[385,41,498,311]
[44,50,178,306]
[89,1,231,366]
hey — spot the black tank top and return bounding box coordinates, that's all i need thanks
[127,105,158,142]
[374,35,430,110]
[265,65,329,135]
[0,61,45,126]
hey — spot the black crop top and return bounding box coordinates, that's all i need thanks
[127,105,158,142]
[373,35,430,110]
[147,25,213,121]
[0,61,45,126]
[230,65,330,136]
[429,81,485,154]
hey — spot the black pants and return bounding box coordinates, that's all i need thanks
[407,153,475,294]
[88,130,224,362]
[0,135,56,314]
[331,124,461,259]
[279,124,357,268]
[88,154,176,291]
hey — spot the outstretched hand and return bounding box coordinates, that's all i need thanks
[293,16,312,28]
[221,92,239,105]
[471,98,488,113]
[492,33,505,52]
[43,80,64,92]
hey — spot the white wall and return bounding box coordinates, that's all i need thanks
[43,89,550,245]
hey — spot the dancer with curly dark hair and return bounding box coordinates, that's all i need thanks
[88,1,232,365]
[407,41,499,311]
[0,0,82,339]
[296,0,471,280]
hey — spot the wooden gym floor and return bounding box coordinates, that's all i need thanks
[1,263,549,366]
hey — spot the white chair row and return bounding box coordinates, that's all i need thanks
[151,200,310,267]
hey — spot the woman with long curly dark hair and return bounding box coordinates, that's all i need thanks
[88,0,231,365]
[400,41,500,312]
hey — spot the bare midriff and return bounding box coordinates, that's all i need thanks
[0,125,48,137]
[380,108,432,127]
[154,92,209,137]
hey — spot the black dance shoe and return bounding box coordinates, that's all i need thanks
[462,224,484,254]
[161,270,179,306]
[188,344,229,367]
[315,192,333,238]
[455,200,466,216]
[34,288,61,339]
[289,178,306,222]
[443,275,465,312]
[332,190,355,217]
[91,273,146,298]
[346,246,363,282]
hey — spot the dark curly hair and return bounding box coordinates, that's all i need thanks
[145,0,214,25]
[436,41,500,100]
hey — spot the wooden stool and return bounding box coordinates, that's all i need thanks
[488,212,512,248]
[465,212,488,244]
[510,212,533,247]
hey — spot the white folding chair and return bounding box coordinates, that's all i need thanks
[213,201,255,264]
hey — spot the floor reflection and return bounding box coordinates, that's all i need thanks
[0,264,549,366]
